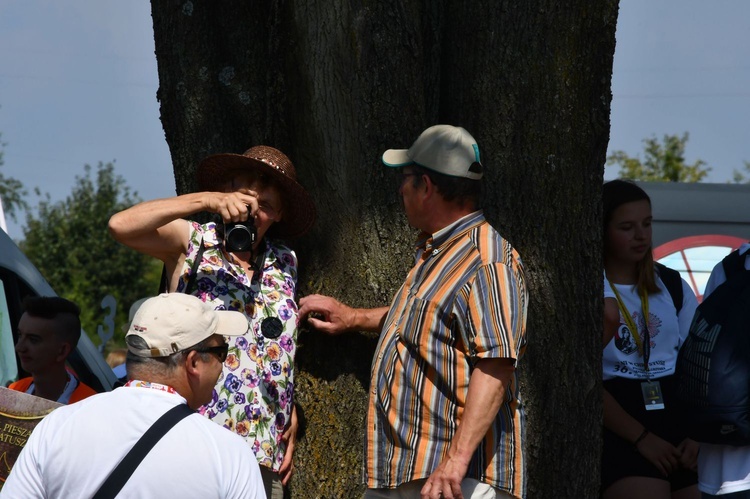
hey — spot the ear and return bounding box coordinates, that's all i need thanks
[56,342,73,363]
[184,350,202,376]
[181,351,206,409]
[421,173,437,200]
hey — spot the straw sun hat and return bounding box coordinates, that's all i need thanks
[197,145,316,239]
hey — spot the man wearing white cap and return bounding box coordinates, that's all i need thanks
[2,293,266,499]
[300,125,528,499]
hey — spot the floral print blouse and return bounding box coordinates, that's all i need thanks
[179,222,298,472]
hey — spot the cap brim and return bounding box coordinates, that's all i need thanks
[214,310,249,336]
[382,149,413,168]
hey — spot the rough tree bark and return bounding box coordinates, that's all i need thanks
[150,1,618,497]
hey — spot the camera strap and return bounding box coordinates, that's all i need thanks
[250,240,267,283]
[184,240,207,295]
[158,239,206,294]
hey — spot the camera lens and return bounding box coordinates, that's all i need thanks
[225,222,257,252]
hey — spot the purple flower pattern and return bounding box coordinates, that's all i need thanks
[279,335,294,352]
[183,222,298,473]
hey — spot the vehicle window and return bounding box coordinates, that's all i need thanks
[0,281,18,386]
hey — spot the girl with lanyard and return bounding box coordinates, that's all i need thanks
[601,180,700,499]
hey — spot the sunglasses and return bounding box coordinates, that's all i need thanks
[193,344,229,363]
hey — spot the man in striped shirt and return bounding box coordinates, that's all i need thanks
[299,125,528,499]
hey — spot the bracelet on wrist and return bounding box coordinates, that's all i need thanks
[633,429,649,448]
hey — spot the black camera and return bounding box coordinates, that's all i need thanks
[224,218,257,252]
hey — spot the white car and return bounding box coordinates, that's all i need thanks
[0,229,116,392]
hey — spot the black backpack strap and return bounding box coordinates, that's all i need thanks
[655,262,683,314]
[92,404,194,499]
[721,248,746,281]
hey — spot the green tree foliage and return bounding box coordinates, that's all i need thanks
[607,132,711,182]
[0,132,29,221]
[20,162,161,347]
[732,161,750,184]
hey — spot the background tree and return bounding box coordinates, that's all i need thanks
[732,161,750,183]
[150,1,617,497]
[607,132,711,182]
[20,162,161,348]
[0,132,28,222]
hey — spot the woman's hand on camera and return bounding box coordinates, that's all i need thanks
[205,190,259,223]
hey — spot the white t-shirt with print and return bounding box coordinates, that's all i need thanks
[603,271,698,381]
[698,244,750,496]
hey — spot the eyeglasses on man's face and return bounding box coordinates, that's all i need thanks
[398,168,421,187]
[193,343,229,363]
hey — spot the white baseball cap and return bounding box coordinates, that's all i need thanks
[381,124,483,179]
[125,293,248,358]
[121,297,149,333]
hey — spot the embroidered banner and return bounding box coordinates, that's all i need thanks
[0,387,61,487]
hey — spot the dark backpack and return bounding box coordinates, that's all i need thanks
[655,262,684,315]
[674,248,750,445]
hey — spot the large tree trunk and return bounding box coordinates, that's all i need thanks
[151,1,618,497]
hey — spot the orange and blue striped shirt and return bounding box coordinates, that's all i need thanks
[365,211,528,498]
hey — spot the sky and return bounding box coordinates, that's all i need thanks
[0,1,173,239]
[0,0,749,240]
[607,0,750,183]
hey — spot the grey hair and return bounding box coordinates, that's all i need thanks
[125,338,214,380]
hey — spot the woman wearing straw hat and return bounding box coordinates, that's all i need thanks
[109,145,316,498]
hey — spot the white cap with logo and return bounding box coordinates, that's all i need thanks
[125,293,248,358]
[381,124,483,180]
